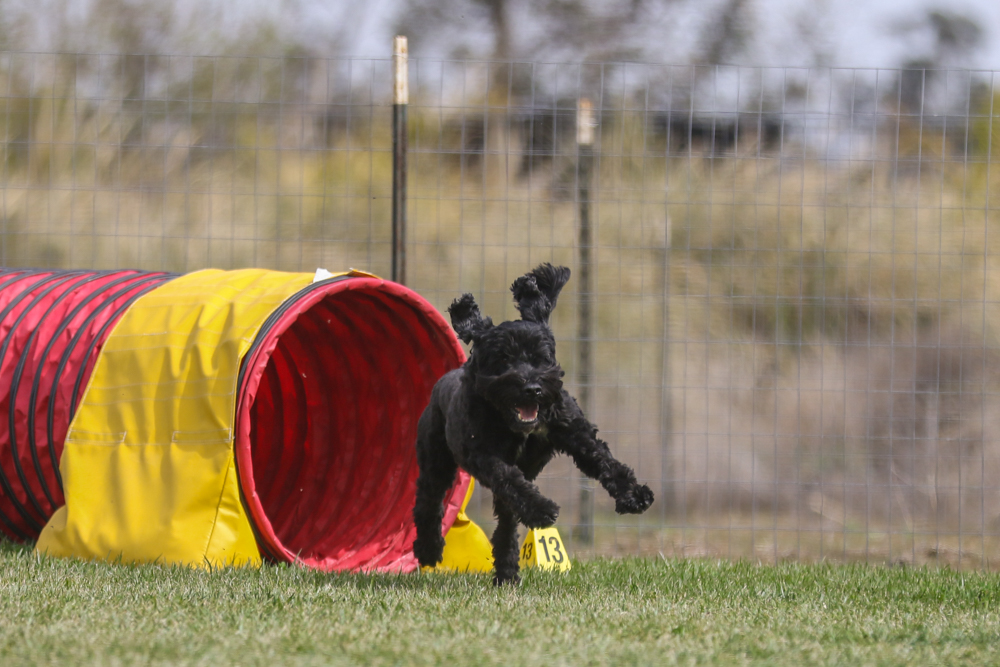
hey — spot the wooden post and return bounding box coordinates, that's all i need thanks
[575,98,595,545]
[391,36,408,284]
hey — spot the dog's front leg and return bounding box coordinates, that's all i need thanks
[463,453,559,529]
[412,406,459,568]
[551,417,654,515]
[491,496,521,586]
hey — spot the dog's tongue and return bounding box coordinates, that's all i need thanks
[517,405,539,422]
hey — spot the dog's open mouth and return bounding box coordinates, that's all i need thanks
[516,404,539,423]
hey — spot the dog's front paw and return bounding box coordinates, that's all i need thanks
[615,484,654,514]
[492,572,522,587]
[520,497,560,528]
[412,532,446,568]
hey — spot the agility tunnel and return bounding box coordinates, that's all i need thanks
[0,267,475,571]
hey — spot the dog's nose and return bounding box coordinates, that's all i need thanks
[525,384,542,399]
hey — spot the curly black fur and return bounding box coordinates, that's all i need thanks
[412,264,654,585]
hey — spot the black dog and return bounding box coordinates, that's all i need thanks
[412,264,654,585]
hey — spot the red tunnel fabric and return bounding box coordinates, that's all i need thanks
[1,268,469,572]
[235,276,468,571]
[0,269,175,541]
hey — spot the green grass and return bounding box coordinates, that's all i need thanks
[2,540,1000,666]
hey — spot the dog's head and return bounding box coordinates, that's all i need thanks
[448,264,570,434]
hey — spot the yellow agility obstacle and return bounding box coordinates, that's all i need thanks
[0,267,472,571]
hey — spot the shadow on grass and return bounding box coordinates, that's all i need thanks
[1,533,587,595]
[0,534,506,590]
[289,564,502,593]
[0,536,34,556]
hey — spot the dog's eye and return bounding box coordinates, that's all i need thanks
[484,353,511,371]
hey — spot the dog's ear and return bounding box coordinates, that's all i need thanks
[510,263,571,324]
[448,293,493,344]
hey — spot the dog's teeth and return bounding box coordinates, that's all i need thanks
[516,405,539,422]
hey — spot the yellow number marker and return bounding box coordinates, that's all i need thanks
[518,526,571,572]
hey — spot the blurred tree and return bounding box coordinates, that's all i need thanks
[892,9,984,72]
[1,0,322,58]
[891,8,983,111]
[925,9,984,66]
[694,0,755,65]
[393,0,690,63]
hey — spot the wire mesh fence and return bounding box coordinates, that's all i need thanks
[2,51,999,568]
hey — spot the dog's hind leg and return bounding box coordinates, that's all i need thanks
[411,409,458,568]
[551,416,655,515]
[491,496,521,586]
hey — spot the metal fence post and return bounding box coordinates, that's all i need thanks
[575,97,595,546]
[661,215,673,519]
[391,36,408,285]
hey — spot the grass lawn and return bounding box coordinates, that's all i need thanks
[1,539,999,666]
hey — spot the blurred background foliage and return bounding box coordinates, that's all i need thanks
[1,0,1000,565]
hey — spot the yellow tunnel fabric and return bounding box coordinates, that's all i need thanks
[36,269,317,567]
[437,478,494,573]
